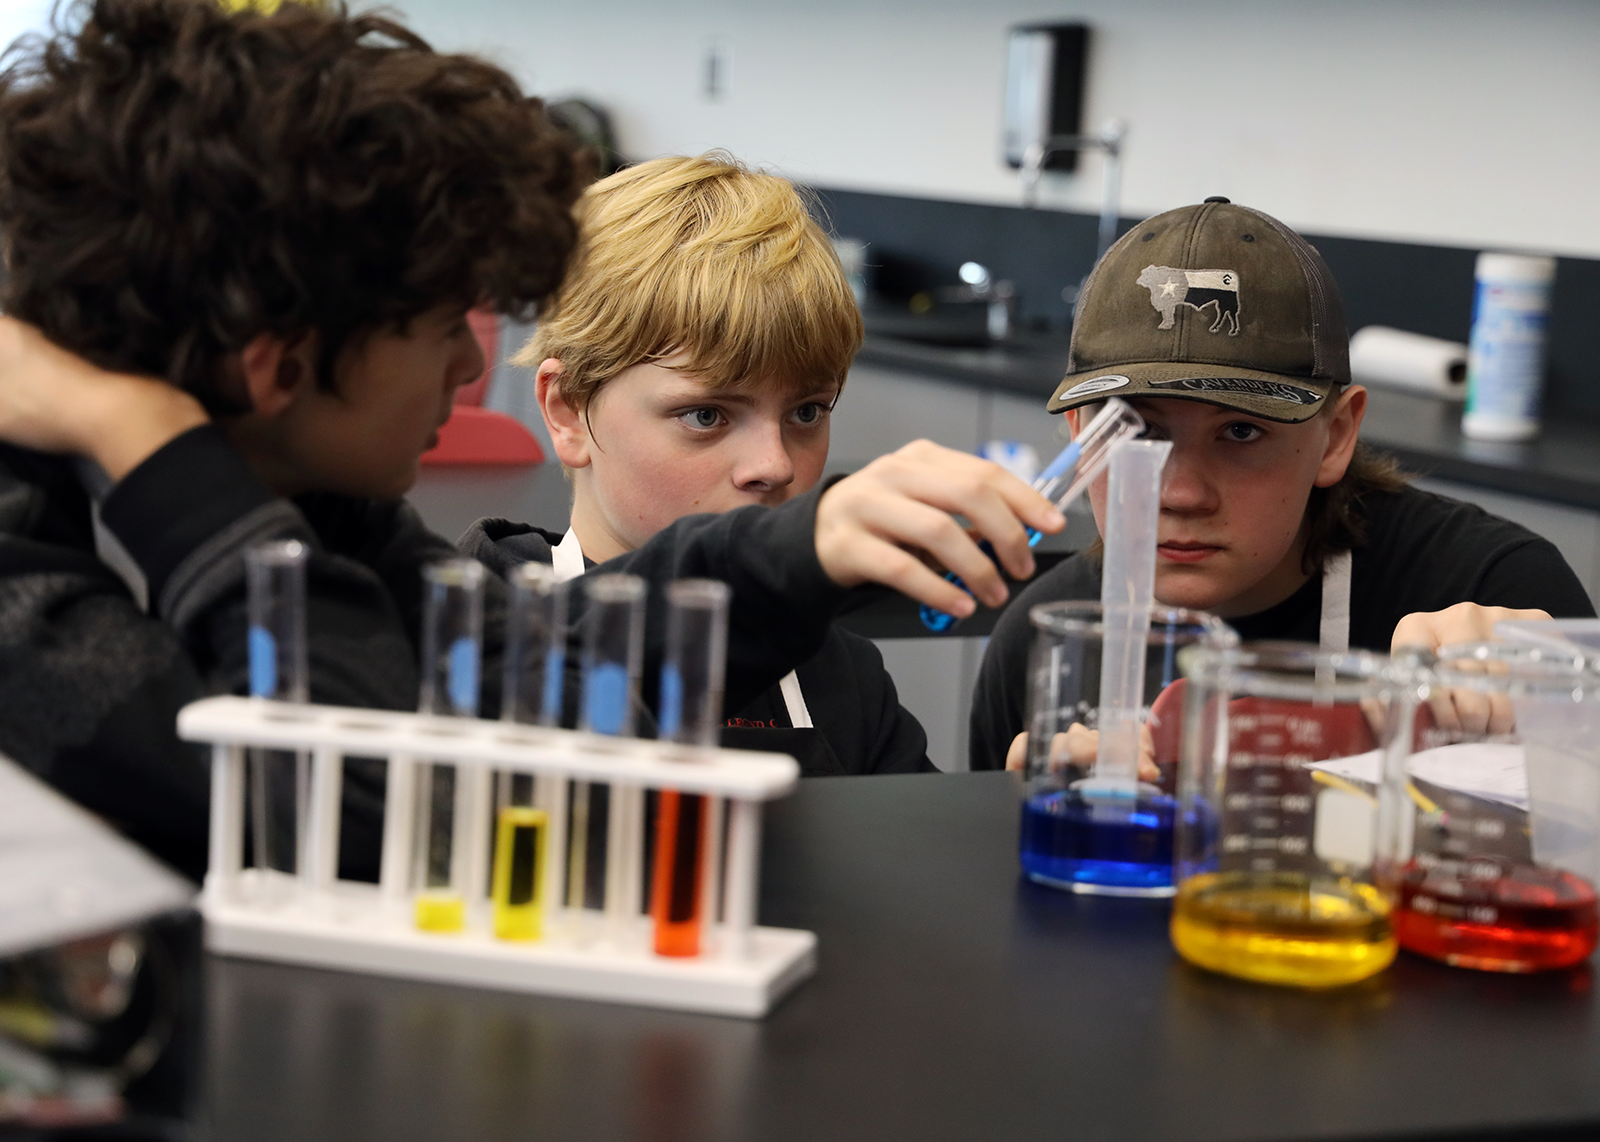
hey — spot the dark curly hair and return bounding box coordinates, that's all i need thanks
[0,0,584,413]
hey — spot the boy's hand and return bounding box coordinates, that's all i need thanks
[815,440,1065,618]
[0,317,208,479]
[1004,725,1159,782]
[1394,602,1549,738]
[1391,601,1552,655]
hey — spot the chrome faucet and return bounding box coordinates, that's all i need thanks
[1020,118,1126,266]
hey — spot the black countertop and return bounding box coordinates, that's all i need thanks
[857,335,1600,513]
[203,772,1600,1142]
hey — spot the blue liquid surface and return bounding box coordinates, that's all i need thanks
[1019,787,1177,896]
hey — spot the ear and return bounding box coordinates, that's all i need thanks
[536,358,593,469]
[1062,407,1083,439]
[237,331,319,418]
[1313,384,1366,488]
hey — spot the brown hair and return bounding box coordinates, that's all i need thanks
[514,152,862,411]
[0,0,584,414]
[1300,395,1410,573]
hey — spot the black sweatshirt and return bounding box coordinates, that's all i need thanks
[0,425,926,880]
[460,519,932,778]
[969,484,1597,771]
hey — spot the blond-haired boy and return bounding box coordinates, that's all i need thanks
[463,153,1030,773]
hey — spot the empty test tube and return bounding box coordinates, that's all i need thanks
[652,580,731,957]
[578,574,646,922]
[412,560,486,933]
[245,541,309,876]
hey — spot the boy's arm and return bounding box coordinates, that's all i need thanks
[0,317,208,480]
[585,440,1065,716]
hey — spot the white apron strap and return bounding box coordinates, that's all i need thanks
[552,527,587,584]
[778,671,813,729]
[1319,549,1353,652]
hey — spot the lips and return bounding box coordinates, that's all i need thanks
[1158,541,1222,564]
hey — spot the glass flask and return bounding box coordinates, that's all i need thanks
[1019,601,1234,897]
[1388,642,1600,973]
[1172,644,1415,988]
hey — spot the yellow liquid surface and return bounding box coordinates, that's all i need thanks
[414,892,465,933]
[1172,871,1395,988]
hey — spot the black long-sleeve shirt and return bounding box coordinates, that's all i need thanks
[0,426,926,882]
[969,484,1597,772]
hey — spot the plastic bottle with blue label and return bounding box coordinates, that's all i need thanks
[1462,252,1557,443]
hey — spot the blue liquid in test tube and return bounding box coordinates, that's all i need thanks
[244,540,309,876]
[920,398,1144,631]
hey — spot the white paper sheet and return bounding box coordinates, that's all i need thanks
[1307,741,1528,810]
[0,755,194,956]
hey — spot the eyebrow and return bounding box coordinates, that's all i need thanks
[661,385,839,407]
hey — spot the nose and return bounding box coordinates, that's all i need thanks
[447,320,488,394]
[1159,448,1216,514]
[731,418,795,496]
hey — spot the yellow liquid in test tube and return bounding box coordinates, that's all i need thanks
[492,806,548,941]
[414,891,465,933]
[1171,871,1395,988]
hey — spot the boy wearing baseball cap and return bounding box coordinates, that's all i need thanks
[970,197,1593,770]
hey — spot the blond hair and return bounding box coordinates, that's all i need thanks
[513,152,862,410]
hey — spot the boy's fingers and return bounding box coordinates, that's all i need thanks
[846,535,979,618]
[1005,732,1028,771]
[849,497,1011,607]
[870,461,1052,582]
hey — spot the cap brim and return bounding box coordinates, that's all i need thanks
[1047,360,1334,423]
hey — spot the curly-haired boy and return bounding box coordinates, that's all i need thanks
[0,0,583,877]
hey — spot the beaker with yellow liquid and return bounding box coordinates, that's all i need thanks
[1173,644,1415,987]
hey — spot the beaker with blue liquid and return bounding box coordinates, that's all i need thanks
[1019,601,1234,896]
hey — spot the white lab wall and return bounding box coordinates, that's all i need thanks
[389,0,1600,257]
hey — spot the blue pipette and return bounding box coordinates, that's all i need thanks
[919,398,1145,631]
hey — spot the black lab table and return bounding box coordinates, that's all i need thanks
[204,772,1600,1142]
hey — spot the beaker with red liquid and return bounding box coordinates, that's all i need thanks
[1386,644,1600,973]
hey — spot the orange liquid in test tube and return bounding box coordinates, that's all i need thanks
[651,790,706,956]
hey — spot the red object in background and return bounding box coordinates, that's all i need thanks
[421,309,545,466]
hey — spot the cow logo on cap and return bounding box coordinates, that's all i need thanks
[1137,265,1240,335]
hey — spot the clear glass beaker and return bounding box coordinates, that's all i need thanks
[1172,644,1414,988]
[1019,601,1235,897]
[1389,642,1600,973]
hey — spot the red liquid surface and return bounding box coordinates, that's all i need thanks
[1396,860,1599,972]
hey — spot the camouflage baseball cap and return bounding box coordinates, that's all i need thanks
[1048,198,1350,424]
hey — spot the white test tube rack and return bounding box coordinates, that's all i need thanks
[180,695,815,1018]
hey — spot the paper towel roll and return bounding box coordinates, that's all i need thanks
[1349,326,1469,402]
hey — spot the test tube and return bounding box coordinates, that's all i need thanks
[498,563,569,927]
[920,397,1145,631]
[245,541,309,879]
[652,580,731,957]
[411,560,486,933]
[578,574,646,926]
